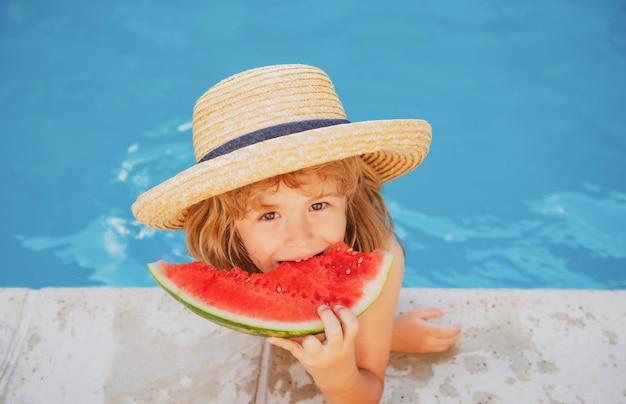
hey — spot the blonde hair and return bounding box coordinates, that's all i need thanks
[184,156,395,273]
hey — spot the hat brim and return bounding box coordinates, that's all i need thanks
[131,119,431,230]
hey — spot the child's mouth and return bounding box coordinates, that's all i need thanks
[278,251,324,265]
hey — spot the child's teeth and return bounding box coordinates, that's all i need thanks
[293,255,316,263]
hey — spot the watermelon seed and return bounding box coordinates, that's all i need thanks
[357,257,364,266]
[276,286,282,293]
[346,269,351,274]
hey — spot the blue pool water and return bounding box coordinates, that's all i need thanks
[1,0,625,289]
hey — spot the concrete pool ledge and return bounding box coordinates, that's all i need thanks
[0,288,624,403]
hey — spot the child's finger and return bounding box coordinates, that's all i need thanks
[333,305,359,342]
[317,305,343,347]
[268,337,305,359]
[429,324,462,351]
[300,334,325,356]
[413,307,447,320]
[426,322,462,336]
[431,333,462,352]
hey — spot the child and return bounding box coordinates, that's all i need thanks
[132,64,460,402]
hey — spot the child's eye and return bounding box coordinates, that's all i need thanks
[260,212,278,221]
[310,202,327,211]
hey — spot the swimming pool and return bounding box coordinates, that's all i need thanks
[1,0,625,289]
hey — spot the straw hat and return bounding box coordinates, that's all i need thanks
[132,64,432,230]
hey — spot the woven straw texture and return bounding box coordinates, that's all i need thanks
[132,64,432,230]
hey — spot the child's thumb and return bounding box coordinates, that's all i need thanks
[415,307,447,320]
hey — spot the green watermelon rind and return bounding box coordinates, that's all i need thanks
[147,251,393,338]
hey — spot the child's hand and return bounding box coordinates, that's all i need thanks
[268,305,360,389]
[391,308,461,354]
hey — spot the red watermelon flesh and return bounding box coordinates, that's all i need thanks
[147,242,393,337]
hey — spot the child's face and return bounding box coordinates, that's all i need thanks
[234,172,347,273]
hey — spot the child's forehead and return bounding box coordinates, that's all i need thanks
[246,171,341,206]
[259,173,337,196]
[234,164,352,216]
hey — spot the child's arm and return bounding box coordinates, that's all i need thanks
[268,238,405,403]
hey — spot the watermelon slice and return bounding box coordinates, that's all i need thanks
[147,242,393,337]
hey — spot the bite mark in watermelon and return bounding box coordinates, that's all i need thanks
[147,242,393,337]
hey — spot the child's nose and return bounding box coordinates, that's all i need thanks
[285,216,313,245]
